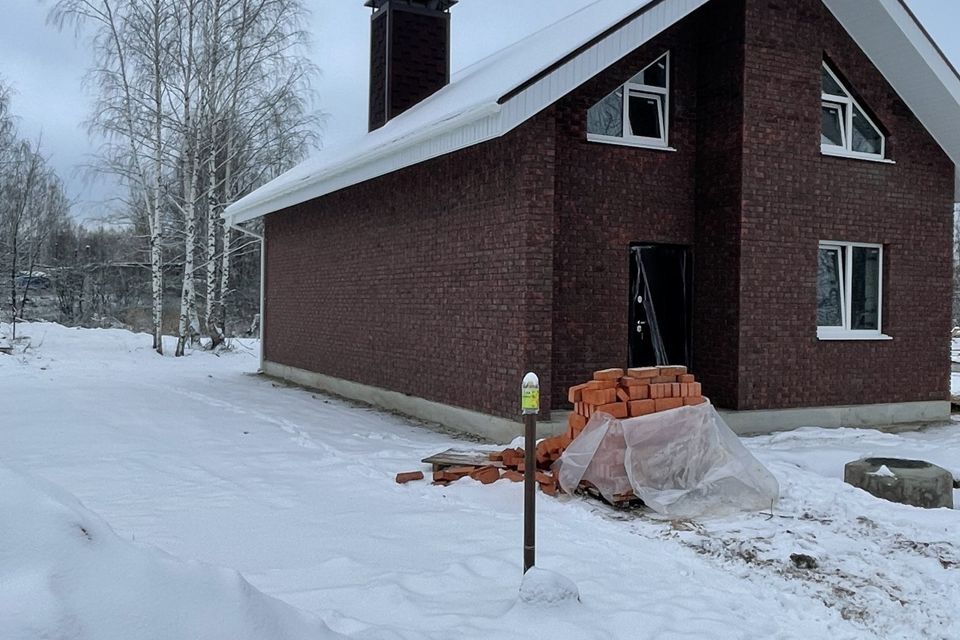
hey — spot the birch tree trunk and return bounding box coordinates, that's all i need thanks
[175,0,201,357]
[203,0,225,348]
[150,0,166,354]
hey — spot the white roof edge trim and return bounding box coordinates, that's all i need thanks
[822,0,960,196]
[225,0,710,225]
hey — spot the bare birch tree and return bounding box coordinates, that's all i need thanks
[196,0,319,347]
[50,0,318,353]
[50,0,173,354]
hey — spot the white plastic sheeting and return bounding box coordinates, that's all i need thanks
[557,402,779,519]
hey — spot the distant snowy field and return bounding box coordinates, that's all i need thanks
[1,322,958,639]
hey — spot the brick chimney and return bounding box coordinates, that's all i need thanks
[365,0,456,132]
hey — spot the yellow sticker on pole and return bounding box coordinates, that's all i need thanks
[521,372,540,415]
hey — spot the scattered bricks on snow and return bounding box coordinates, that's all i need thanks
[404,365,706,506]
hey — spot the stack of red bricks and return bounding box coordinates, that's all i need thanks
[396,366,705,497]
[565,366,705,439]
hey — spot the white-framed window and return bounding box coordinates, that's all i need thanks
[821,62,886,161]
[587,52,671,149]
[817,241,890,340]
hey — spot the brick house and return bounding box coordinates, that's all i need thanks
[225,0,960,440]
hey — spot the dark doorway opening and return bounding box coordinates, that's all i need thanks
[628,243,693,369]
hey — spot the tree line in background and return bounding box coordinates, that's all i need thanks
[36,0,319,354]
[0,85,72,340]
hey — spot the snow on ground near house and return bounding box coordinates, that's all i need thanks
[1,322,958,639]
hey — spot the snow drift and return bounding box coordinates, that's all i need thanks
[0,463,343,640]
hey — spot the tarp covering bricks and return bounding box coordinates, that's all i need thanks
[407,365,777,518]
[557,404,780,519]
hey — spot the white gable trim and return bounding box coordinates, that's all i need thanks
[821,0,960,200]
[225,0,709,225]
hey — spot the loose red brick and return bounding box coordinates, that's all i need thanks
[651,375,678,384]
[626,367,659,379]
[585,379,617,390]
[619,376,649,387]
[660,365,688,376]
[678,374,696,383]
[654,397,683,412]
[568,412,587,430]
[593,368,625,381]
[691,382,702,396]
[616,387,631,403]
[567,383,590,404]
[629,384,651,400]
[470,466,501,485]
[396,471,425,484]
[501,470,524,482]
[489,451,504,462]
[671,383,681,397]
[629,399,656,416]
[683,395,706,406]
[582,388,617,405]
[596,402,628,418]
[444,466,477,480]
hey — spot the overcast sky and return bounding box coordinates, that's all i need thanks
[0,0,957,223]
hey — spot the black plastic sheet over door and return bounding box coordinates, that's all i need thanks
[628,244,692,369]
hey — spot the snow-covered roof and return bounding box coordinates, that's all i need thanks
[225,0,960,225]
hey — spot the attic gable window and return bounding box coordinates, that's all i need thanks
[821,63,886,160]
[587,52,671,149]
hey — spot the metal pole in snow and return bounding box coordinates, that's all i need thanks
[521,372,539,573]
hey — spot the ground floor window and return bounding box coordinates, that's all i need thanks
[817,241,889,340]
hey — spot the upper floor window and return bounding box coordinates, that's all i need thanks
[587,52,670,149]
[821,62,885,160]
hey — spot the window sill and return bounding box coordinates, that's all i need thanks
[817,329,893,341]
[820,146,895,164]
[587,135,676,152]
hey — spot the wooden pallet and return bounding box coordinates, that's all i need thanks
[421,449,504,471]
[578,483,645,510]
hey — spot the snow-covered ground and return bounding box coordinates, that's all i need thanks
[1,322,958,639]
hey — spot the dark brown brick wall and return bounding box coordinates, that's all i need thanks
[550,3,747,410]
[692,0,746,408]
[389,8,450,119]
[263,110,555,421]
[737,0,954,408]
[267,0,953,420]
[368,4,451,131]
[368,11,388,131]
[551,21,696,410]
